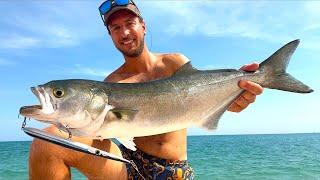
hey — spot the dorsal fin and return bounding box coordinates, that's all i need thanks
[172,61,198,77]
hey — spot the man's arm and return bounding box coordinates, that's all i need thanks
[228,63,263,112]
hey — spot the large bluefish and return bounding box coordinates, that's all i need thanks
[20,40,313,150]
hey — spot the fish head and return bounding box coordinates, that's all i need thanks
[20,80,109,128]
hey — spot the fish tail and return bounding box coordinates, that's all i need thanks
[259,39,313,93]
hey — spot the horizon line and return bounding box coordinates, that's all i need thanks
[1,132,319,143]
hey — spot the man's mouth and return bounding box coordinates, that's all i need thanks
[123,39,133,45]
[121,38,135,46]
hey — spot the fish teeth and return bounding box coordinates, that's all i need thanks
[37,87,54,114]
[37,87,46,109]
[42,87,54,114]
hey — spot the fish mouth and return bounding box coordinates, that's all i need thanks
[19,86,55,120]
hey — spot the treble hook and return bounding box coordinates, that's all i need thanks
[21,117,27,129]
[65,125,72,139]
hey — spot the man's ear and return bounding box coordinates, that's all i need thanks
[141,20,146,35]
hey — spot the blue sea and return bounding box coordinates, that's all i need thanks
[0,133,319,179]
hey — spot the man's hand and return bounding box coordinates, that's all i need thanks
[228,63,263,113]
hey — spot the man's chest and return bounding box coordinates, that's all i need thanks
[117,69,171,83]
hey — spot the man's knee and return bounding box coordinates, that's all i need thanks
[29,131,71,179]
[29,126,65,163]
[29,137,56,161]
[28,126,127,179]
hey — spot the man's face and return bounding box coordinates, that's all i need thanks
[106,10,146,57]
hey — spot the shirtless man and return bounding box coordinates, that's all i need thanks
[29,1,263,179]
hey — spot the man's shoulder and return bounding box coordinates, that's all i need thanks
[104,65,125,83]
[158,53,190,71]
[161,53,189,64]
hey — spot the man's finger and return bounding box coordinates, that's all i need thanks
[239,80,263,95]
[228,103,243,113]
[234,96,249,109]
[241,91,256,103]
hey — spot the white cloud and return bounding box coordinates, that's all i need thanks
[50,65,111,79]
[70,64,111,77]
[0,1,105,49]
[0,34,40,49]
[303,24,320,32]
[0,58,15,66]
[141,2,274,40]
[140,1,320,49]
[1,1,319,50]
[304,1,320,17]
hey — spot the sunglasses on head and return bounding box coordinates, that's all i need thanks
[99,0,135,26]
[100,0,137,15]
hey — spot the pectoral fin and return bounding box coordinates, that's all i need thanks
[201,108,226,130]
[201,95,239,130]
[116,137,137,151]
[110,108,138,122]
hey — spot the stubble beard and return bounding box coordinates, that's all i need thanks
[117,38,145,58]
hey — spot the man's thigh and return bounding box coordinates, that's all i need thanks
[29,125,128,180]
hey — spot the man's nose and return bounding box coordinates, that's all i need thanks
[120,27,130,37]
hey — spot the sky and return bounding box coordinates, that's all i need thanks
[0,1,319,142]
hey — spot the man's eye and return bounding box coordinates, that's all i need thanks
[127,21,135,26]
[111,26,120,31]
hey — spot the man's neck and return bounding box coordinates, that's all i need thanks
[123,45,156,73]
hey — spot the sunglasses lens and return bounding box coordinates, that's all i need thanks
[99,0,112,15]
[115,0,130,6]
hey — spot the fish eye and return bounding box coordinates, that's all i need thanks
[53,89,64,98]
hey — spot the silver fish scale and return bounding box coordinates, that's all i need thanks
[104,70,265,136]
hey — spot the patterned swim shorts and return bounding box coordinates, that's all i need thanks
[119,145,195,180]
